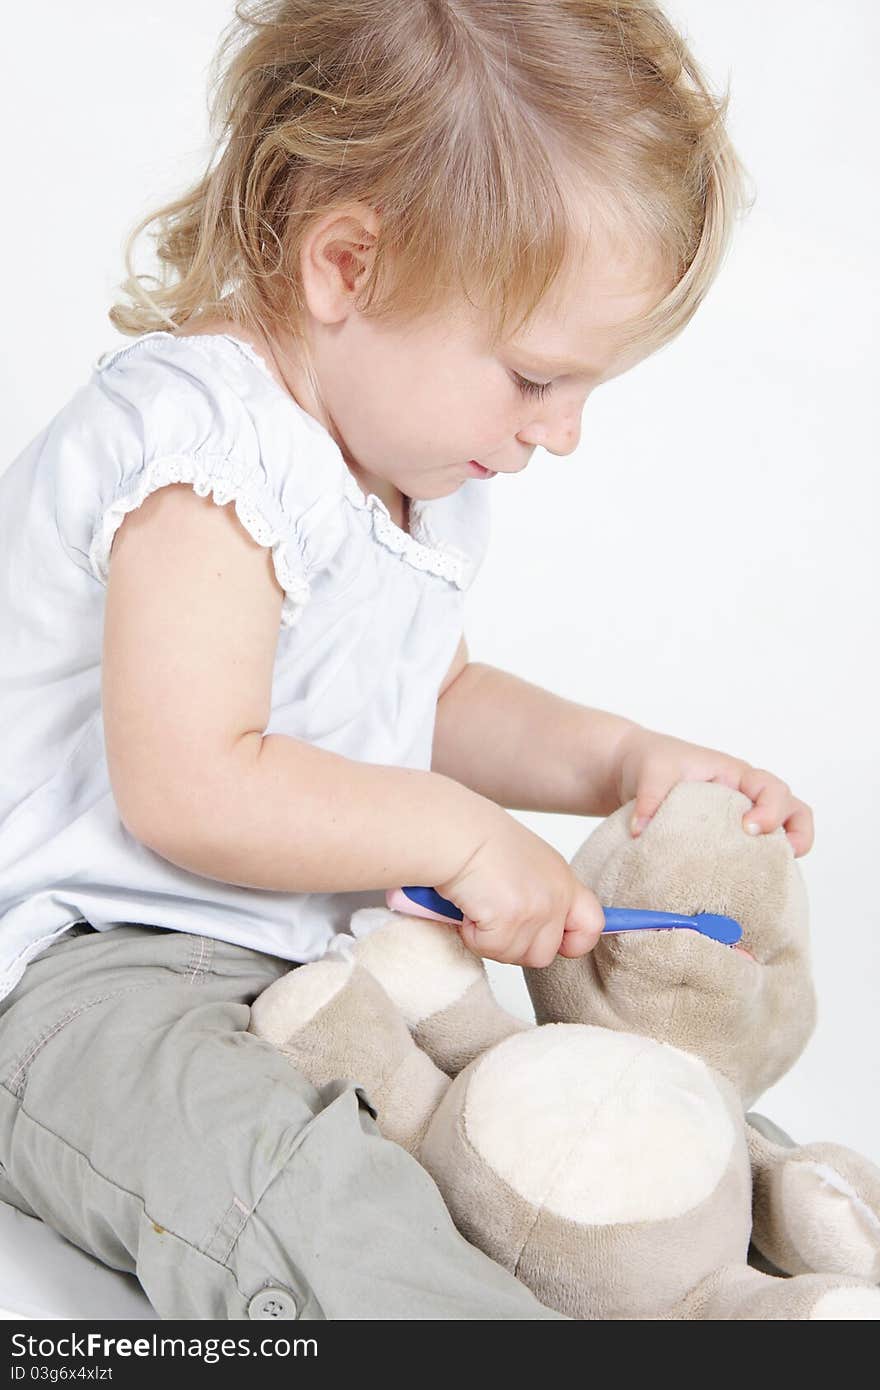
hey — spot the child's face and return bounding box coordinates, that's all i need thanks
[285,217,670,501]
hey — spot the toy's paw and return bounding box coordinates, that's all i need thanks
[247,956,392,1079]
[807,1284,880,1318]
[335,908,530,1076]
[748,1114,880,1280]
[247,959,449,1154]
[671,1264,880,1320]
[766,1147,880,1281]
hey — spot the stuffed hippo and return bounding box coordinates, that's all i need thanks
[247,781,880,1319]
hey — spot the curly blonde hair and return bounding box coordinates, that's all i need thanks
[109,0,753,370]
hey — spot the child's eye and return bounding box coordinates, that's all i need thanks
[511,371,554,401]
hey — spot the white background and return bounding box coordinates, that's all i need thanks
[1,2,878,1161]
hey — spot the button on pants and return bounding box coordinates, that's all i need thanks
[0,923,568,1320]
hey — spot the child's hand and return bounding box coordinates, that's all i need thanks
[435,802,606,967]
[611,726,815,858]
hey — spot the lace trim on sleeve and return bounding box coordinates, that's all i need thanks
[341,471,475,588]
[87,453,311,628]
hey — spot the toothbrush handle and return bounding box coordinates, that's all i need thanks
[601,907,699,932]
[386,890,700,935]
[385,886,473,926]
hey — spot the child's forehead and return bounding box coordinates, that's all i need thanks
[431,147,668,336]
[496,243,670,376]
[409,214,670,373]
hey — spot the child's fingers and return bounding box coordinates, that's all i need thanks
[629,775,675,836]
[557,888,605,957]
[738,766,791,836]
[556,925,598,958]
[738,769,814,858]
[783,801,815,857]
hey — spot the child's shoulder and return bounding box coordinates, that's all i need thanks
[41,324,350,625]
[87,329,272,475]
[95,321,270,401]
[92,321,338,463]
[168,315,281,383]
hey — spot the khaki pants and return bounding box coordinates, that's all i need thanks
[0,922,567,1320]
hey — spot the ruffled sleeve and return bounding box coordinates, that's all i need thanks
[67,334,343,628]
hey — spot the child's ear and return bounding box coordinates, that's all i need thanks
[300,203,380,316]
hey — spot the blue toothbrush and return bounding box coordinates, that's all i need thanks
[385,886,743,947]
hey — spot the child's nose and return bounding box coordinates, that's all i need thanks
[546,422,582,456]
[516,418,582,457]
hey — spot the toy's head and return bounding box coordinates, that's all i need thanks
[524,782,817,1108]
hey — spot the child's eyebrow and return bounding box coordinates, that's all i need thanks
[509,347,602,377]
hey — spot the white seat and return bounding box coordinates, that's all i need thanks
[0,1199,157,1320]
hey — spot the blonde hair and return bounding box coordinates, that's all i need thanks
[109,0,754,372]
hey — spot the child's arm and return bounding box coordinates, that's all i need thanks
[432,657,638,818]
[431,656,814,857]
[102,484,495,892]
[156,728,481,892]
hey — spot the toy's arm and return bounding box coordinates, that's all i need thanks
[659,1263,880,1319]
[746,1112,880,1280]
[248,956,452,1157]
[335,907,532,1077]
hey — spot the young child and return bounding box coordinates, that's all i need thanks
[0,0,814,1320]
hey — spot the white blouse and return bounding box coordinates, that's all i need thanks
[0,331,492,1001]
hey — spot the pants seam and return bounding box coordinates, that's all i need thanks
[1,950,223,1100]
[6,1098,314,1317]
[203,1194,253,1264]
[2,998,336,1260]
[8,1099,232,1271]
[183,933,215,983]
[2,986,152,1099]
[216,1084,365,1267]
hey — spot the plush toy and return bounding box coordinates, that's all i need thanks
[248,781,880,1318]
